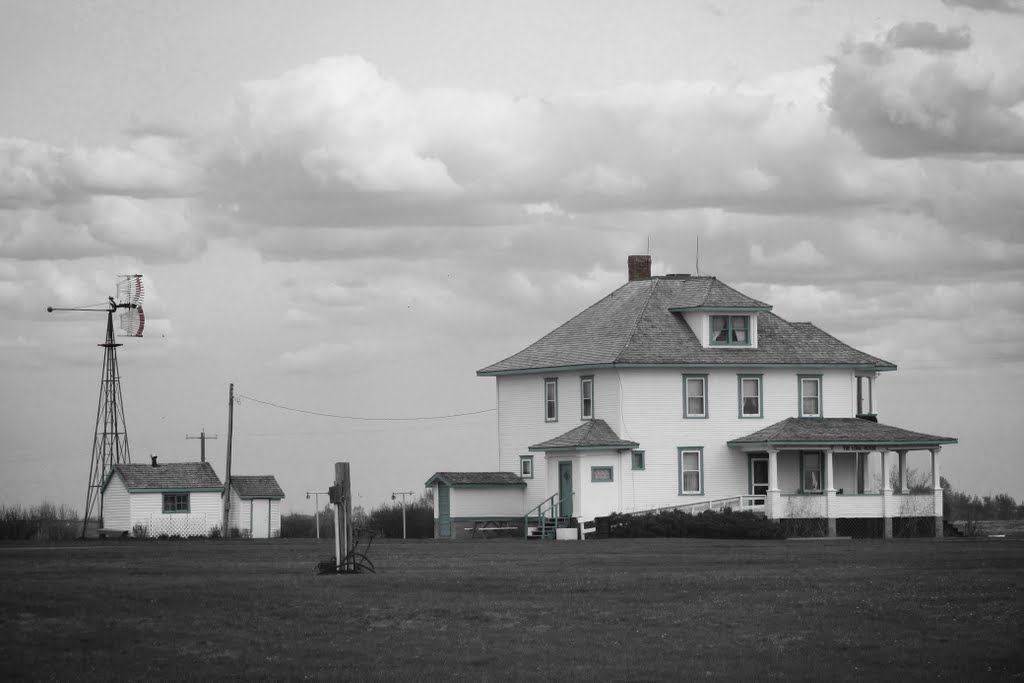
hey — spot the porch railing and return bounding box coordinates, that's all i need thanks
[635,495,766,516]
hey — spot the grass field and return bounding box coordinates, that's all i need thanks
[2,537,1022,681]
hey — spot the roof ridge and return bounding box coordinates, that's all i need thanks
[613,278,659,364]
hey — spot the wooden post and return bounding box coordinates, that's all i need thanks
[186,430,218,464]
[222,383,234,537]
[333,463,352,572]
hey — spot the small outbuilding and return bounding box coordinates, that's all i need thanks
[102,460,224,537]
[424,472,526,539]
[227,475,285,538]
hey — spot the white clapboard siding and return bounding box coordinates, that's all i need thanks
[102,475,131,531]
[453,487,525,518]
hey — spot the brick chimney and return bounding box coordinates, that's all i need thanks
[627,255,652,281]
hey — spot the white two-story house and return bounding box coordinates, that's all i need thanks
[427,255,956,539]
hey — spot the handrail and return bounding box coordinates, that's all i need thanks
[523,490,573,539]
[631,495,766,516]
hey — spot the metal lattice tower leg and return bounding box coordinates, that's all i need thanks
[81,311,131,537]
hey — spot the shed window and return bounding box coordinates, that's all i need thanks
[162,493,190,513]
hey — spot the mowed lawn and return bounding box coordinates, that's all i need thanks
[1,538,1022,681]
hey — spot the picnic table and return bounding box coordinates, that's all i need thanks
[467,520,518,538]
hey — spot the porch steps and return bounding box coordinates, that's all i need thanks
[527,516,571,540]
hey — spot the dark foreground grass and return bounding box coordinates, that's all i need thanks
[1,538,1022,681]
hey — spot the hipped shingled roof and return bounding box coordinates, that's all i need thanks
[231,475,285,499]
[529,419,639,452]
[106,462,223,492]
[478,276,895,375]
[729,418,957,449]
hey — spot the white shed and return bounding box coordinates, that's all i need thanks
[101,461,224,537]
[227,475,285,538]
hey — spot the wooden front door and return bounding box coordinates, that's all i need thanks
[438,485,451,537]
[558,461,573,518]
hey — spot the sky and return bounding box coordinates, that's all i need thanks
[2,0,1022,516]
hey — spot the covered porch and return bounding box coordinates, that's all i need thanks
[729,418,957,538]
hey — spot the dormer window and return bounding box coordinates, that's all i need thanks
[710,315,750,346]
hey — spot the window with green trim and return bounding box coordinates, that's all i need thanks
[591,466,613,482]
[683,374,708,418]
[678,447,703,494]
[799,375,822,417]
[544,378,558,422]
[519,456,534,479]
[631,450,645,470]
[162,493,190,513]
[738,375,762,418]
[801,452,823,492]
[710,315,750,346]
[580,376,594,420]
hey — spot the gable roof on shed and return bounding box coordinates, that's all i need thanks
[477,276,895,375]
[230,475,285,499]
[104,462,223,493]
[529,419,639,452]
[424,472,527,487]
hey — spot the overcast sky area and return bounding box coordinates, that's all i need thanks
[2,0,1022,514]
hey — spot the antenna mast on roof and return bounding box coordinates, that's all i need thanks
[696,235,701,276]
[47,274,146,537]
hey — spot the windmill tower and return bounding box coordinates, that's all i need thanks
[48,275,145,537]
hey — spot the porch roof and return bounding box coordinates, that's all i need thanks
[728,417,957,451]
[529,419,639,452]
[424,472,527,488]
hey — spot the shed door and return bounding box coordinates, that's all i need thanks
[252,499,271,538]
[438,485,451,538]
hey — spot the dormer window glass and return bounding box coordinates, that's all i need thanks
[711,315,750,346]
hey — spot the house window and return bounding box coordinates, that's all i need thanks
[801,452,823,492]
[544,378,558,422]
[678,447,703,494]
[856,375,873,415]
[520,456,534,479]
[683,374,708,418]
[632,450,645,471]
[710,315,750,346]
[738,375,763,418]
[162,493,190,513]
[591,466,613,482]
[799,375,822,417]
[580,376,594,420]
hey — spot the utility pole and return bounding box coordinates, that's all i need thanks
[186,429,218,463]
[222,383,234,537]
[392,490,415,539]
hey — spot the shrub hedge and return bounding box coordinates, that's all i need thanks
[605,508,785,540]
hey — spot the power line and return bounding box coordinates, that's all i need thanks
[234,393,495,422]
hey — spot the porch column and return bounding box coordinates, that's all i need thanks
[931,447,943,539]
[825,449,836,537]
[898,450,909,493]
[881,449,893,539]
[767,449,781,520]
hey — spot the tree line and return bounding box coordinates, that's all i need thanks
[280,491,435,539]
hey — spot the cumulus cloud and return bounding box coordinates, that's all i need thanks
[885,22,971,52]
[829,28,1024,157]
[943,0,1024,12]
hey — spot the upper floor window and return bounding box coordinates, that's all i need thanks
[544,378,558,422]
[738,375,763,418]
[632,450,645,470]
[683,374,708,418]
[799,375,822,417]
[710,315,750,346]
[856,375,874,415]
[162,493,189,513]
[580,376,594,420]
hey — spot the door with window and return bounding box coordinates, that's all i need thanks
[750,457,769,504]
[558,461,573,518]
